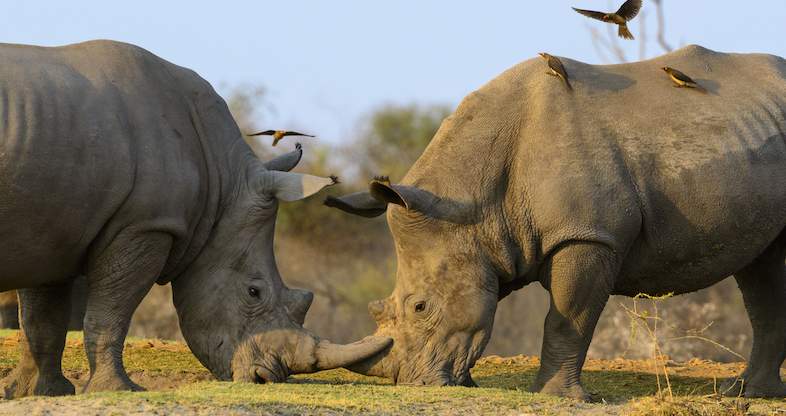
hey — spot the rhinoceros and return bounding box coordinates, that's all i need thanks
[0,40,391,398]
[327,45,786,399]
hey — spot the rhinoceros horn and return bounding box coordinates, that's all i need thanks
[231,329,392,383]
[310,336,393,370]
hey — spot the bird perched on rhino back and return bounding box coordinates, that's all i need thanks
[661,66,705,91]
[573,0,642,40]
[539,53,573,91]
[246,130,315,146]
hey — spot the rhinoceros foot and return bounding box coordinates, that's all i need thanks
[1,363,75,398]
[529,377,592,402]
[721,375,786,398]
[82,370,145,394]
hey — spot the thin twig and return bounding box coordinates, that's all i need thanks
[638,10,647,61]
[652,0,673,52]
[668,336,747,362]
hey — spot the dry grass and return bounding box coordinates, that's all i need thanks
[0,331,784,415]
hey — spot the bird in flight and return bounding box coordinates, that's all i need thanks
[246,130,315,147]
[539,53,573,91]
[661,67,704,91]
[573,0,643,40]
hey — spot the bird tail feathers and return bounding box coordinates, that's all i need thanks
[618,24,634,40]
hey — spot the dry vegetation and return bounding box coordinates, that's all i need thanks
[0,330,782,415]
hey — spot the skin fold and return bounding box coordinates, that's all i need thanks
[327,45,786,400]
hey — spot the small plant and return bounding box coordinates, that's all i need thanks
[620,292,676,399]
[619,292,748,400]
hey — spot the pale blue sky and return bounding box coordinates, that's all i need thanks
[2,1,785,143]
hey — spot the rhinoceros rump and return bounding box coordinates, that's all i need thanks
[328,45,786,399]
[0,40,390,398]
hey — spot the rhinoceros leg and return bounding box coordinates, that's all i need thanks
[530,243,616,401]
[722,232,786,398]
[81,231,171,393]
[1,281,75,398]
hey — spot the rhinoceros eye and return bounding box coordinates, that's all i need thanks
[414,301,426,313]
[248,286,260,298]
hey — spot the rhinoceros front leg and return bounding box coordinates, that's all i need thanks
[82,231,171,393]
[530,243,616,401]
[1,281,75,398]
[722,234,786,398]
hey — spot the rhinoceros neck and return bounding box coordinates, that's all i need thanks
[161,91,255,281]
[401,106,532,291]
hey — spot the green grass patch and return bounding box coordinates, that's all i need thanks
[0,331,784,415]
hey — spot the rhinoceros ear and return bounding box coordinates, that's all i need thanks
[324,191,388,218]
[369,179,476,224]
[324,179,425,218]
[326,179,476,223]
[268,171,338,202]
[263,144,303,172]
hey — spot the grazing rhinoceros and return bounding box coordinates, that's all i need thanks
[326,45,786,399]
[0,40,390,398]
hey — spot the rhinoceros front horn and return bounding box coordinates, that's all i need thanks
[232,330,392,382]
[311,336,393,371]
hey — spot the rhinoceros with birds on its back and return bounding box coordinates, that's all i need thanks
[327,45,786,400]
[0,40,391,398]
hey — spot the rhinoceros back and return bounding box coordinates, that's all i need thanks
[0,40,227,289]
[406,45,786,296]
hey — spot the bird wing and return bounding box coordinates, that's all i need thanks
[615,0,642,21]
[549,57,572,90]
[247,130,275,136]
[548,56,569,79]
[281,131,315,137]
[669,69,697,84]
[572,7,608,21]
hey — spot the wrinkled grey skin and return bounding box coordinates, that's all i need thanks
[0,278,87,330]
[0,40,390,398]
[327,46,786,400]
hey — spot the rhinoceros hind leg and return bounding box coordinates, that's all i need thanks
[722,231,786,398]
[530,243,617,402]
[1,281,76,398]
[81,231,171,394]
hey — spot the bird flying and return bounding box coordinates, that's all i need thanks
[661,67,704,91]
[539,52,573,91]
[246,130,316,146]
[573,0,643,40]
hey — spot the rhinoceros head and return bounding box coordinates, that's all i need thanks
[325,179,499,386]
[172,147,391,382]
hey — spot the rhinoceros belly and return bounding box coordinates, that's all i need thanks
[614,132,786,297]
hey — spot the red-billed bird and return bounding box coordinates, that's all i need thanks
[246,130,315,147]
[573,0,643,40]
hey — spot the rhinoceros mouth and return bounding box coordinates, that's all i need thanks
[250,364,288,383]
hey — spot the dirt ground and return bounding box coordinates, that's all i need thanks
[0,331,784,415]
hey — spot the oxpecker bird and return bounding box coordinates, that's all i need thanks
[573,0,643,40]
[539,52,573,91]
[246,130,315,147]
[661,66,704,91]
